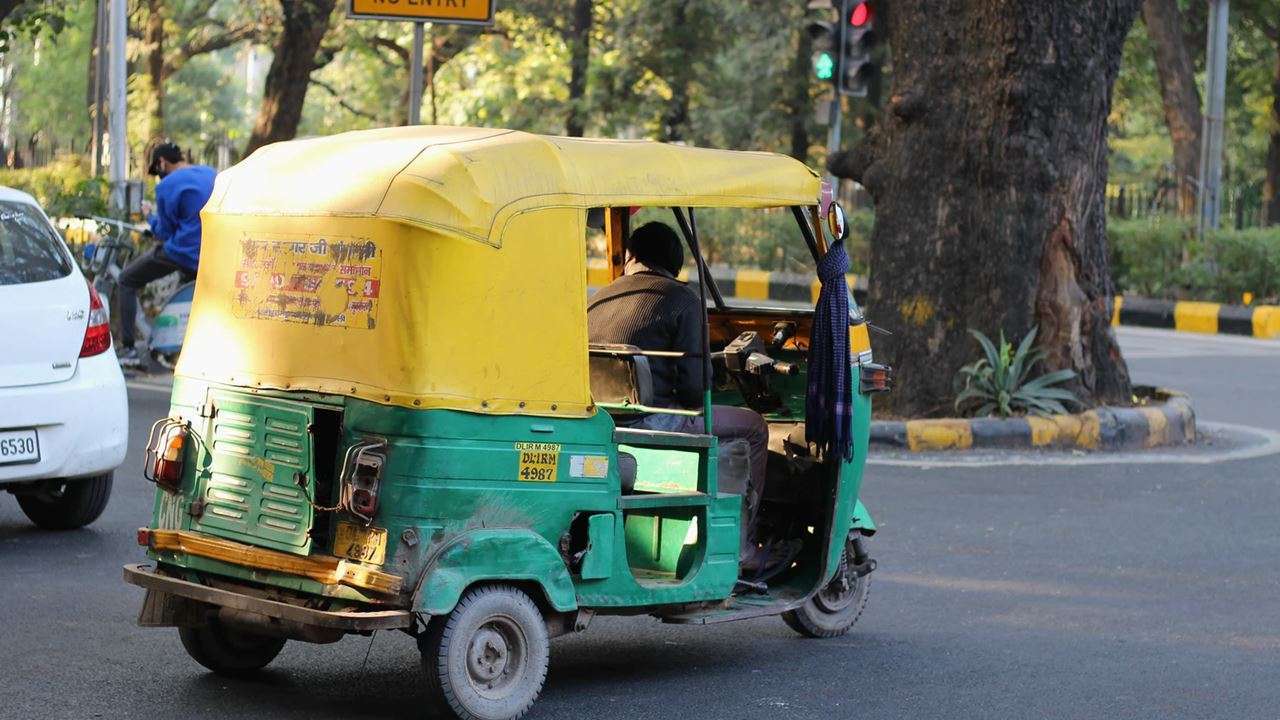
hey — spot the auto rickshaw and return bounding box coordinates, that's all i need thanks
[124,126,889,720]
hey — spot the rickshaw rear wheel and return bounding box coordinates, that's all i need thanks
[177,618,287,677]
[420,584,550,720]
[782,547,871,639]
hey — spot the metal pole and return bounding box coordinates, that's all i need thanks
[1198,0,1229,237]
[90,0,107,177]
[825,96,843,192]
[408,21,425,125]
[107,0,127,214]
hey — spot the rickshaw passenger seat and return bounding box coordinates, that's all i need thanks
[588,344,656,407]
[618,452,638,493]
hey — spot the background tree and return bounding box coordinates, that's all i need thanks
[1141,0,1202,216]
[831,0,1140,415]
[243,0,336,155]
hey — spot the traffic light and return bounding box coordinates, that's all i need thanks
[807,11,840,84]
[839,0,880,98]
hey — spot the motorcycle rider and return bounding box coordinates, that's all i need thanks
[116,142,215,368]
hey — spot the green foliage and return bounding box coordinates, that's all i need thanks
[0,1,69,53]
[0,154,107,216]
[953,327,1079,418]
[1108,218,1280,303]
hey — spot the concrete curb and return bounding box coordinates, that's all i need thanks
[869,387,1196,453]
[586,261,868,305]
[1112,296,1280,338]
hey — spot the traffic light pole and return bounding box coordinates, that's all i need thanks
[825,95,843,191]
[1197,0,1228,239]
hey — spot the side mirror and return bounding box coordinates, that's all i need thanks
[827,203,850,242]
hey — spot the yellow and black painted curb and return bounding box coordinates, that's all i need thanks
[587,261,869,305]
[870,388,1196,453]
[1112,296,1280,339]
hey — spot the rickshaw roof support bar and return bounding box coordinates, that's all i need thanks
[791,205,824,264]
[679,206,715,436]
[672,207,726,311]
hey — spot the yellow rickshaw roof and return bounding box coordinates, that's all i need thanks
[206,126,821,245]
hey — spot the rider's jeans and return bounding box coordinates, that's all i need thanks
[117,245,191,350]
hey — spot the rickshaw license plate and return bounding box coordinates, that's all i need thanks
[334,521,387,564]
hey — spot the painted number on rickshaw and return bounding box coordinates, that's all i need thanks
[515,442,560,482]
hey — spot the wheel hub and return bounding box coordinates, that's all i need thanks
[467,627,509,682]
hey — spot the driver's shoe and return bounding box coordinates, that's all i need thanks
[741,539,802,583]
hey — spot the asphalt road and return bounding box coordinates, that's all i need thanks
[2,327,1278,720]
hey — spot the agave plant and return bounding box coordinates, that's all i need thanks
[953,326,1080,418]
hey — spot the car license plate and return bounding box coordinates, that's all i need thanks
[334,521,387,565]
[0,428,39,465]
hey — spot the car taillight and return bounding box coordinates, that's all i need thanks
[79,282,111,357]
[144,418,189,493]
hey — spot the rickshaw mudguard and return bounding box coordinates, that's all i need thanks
[851,499,877,535]
[413,528,578,615]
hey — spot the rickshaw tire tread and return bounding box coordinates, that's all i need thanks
[420,584,549,720]
[782,574,872,639]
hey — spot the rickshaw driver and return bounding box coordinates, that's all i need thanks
[587,221,782,576]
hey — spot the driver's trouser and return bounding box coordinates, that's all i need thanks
[625,406,769,561]
[117,245,191,349]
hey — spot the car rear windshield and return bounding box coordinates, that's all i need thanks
[0,200,72,286]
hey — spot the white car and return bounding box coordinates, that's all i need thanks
[0,187,127,529]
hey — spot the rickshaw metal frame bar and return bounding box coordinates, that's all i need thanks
[673,207,717,436]
[596,401,702,417]
[671,207,726,310]
[791,205,824,264]
[123,563,412,631]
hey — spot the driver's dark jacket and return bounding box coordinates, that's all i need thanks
[587,262,704,409]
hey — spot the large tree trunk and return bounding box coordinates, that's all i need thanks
[145,0,166,140]
[1266,45,1280,226]
[830,0,1136,416]
[786,0,812,162]
[1142,0,1202,216]
[565,0,593,137]
[243,0,335,156]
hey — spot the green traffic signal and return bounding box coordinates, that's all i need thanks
[813,51,835,80]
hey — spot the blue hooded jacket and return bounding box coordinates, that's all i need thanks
[148,164,216,271]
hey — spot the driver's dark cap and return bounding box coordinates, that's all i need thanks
[627,221,684,277]
[147,142,184,176]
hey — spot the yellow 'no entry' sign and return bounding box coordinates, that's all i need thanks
[349,0,494,25]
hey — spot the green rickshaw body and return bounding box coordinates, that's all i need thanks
[126,128,881,707]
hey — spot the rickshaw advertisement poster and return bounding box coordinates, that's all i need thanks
[232,233,383,330]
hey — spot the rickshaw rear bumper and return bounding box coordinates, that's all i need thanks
[122,563,413,633]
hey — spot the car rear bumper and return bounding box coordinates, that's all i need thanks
[122,563,412,632]
[0,352,128,485]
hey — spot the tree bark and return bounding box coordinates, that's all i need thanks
[830,0,1137,416]
[145,0,166,140]
[1142,0,1202,216]
[659,0,693,142]
[1266,43,1280,225]
[565,0,593,137]
[786,0,813,162]
[243,0,336,156]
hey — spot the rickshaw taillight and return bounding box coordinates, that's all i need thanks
[340,439,387,526]
[860,363,893,394]
[144,418,189,493]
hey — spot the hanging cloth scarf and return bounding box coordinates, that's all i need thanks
[806,239,853,462]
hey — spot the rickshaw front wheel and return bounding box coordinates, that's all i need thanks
[782,547,872,639]
[420,584,550,720]
[177,618,287,676]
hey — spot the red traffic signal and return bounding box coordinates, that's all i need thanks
[849,1,871,27]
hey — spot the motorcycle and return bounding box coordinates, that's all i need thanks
[78,215,194,370]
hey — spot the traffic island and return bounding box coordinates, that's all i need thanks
[1113,296,1280,338]
[869,387,1196,453]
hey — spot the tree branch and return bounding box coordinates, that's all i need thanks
[311,77,381,121]
[166,22,260,75]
